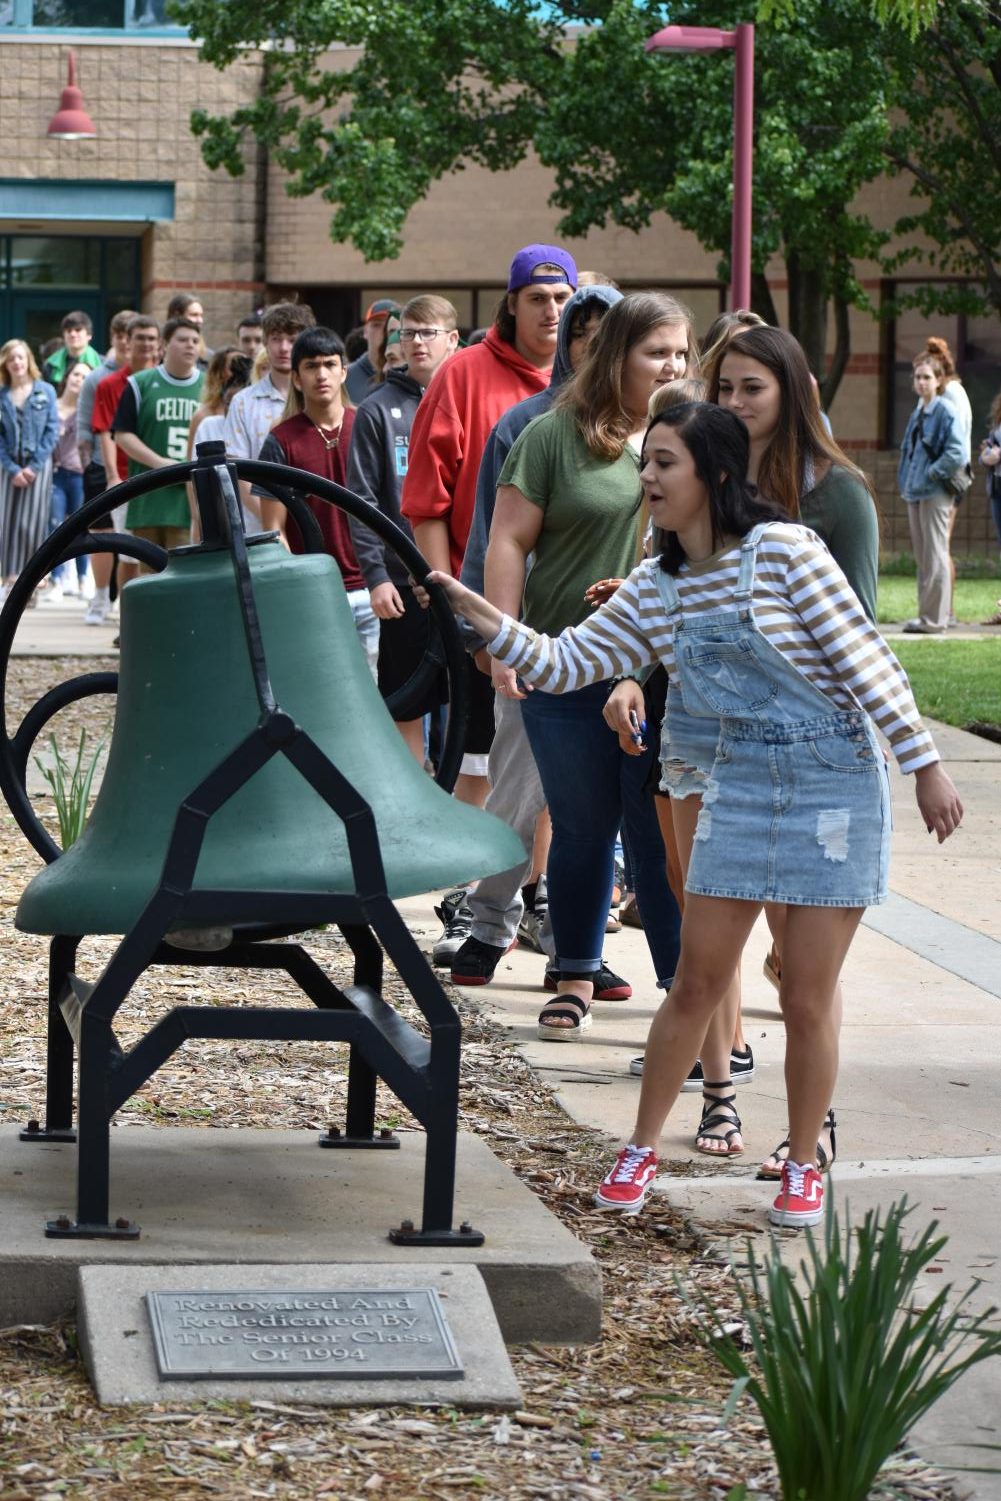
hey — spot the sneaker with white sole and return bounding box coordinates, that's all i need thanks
[768,1161,824,1228]
[544,959,631,1001]
[630,1045,755,1084]
[594,1144,659,1214]
[431,887,473,967]
[84,595,112,626]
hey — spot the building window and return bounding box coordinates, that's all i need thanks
[0,0,181,27]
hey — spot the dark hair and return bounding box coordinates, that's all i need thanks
[162,316,201,345]
[645,403,786,576]
[222,355,253,402]
[127,314,159,337]
[56,361,89,397]
[708,325,872,518]
[237,311,263,331]
[290,326,346,372]
[61,310,92,335]
[167,292,202,320]
[109,308,139,336]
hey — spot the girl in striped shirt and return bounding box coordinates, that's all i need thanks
[419,402,962,1229]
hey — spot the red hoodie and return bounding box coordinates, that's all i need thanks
[400,328,550,574]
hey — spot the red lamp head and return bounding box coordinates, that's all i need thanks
[47,52,97,140]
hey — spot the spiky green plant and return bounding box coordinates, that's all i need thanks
[687,1197,1001,1501]
[33,729,104,849]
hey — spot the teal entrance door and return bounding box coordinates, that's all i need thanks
[13,292,103,367]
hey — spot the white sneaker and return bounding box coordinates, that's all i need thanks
[84,597,111,626]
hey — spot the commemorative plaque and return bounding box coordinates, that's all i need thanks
[146,1287,463,1380]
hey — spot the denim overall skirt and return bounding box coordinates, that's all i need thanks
[656,525,891,908]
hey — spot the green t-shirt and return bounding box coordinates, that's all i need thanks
[118,363,204,528]
[800,463,879,623]
[499,408,643,636]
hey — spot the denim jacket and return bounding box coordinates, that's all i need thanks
[0,380,59,477]
[897,395,965,501]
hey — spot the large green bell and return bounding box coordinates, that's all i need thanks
[17,538,523,936]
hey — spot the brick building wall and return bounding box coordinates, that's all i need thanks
[0,37,266,351]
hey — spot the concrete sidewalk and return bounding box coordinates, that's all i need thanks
[400,717,1001,1499]
[8,605,1001,1493]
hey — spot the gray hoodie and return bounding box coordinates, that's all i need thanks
[458,284,623,647]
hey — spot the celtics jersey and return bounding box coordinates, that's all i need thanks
[119,363,204,529]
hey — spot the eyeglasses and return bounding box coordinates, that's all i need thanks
[399,327,450,343]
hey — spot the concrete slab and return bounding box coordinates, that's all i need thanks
[78,1262,522,1409]
[0,1127,600,1345]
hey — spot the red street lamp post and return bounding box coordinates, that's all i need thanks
[644,22,754,311]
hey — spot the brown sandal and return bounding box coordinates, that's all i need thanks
[763,944,781,992]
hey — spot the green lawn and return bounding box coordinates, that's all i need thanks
[877,576,1000,625]
[891,639,1001,729]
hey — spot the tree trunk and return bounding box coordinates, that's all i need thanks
[751,271,779,328]
[786,249,829,380]
[821,293,851,409]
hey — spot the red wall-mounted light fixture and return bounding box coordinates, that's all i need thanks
[47,51,97,140]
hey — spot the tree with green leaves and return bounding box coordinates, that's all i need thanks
[536,0,894,402]
[881,2,1001,317]
[173,0,993,400]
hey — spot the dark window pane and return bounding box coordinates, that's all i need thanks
[10,236,101,289]
[30,0,123,23]
[104,239,139,300]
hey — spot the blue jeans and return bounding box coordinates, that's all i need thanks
[991,492,1001,551]
[50,467,88,585]
[521,680,681,987]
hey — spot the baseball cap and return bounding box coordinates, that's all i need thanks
[364,299,400,323]
[507,245,578,293]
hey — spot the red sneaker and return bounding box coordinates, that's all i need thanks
[594,1144,659,1214]
[768,1162,824,1228]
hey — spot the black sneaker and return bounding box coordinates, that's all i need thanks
[629,1044,755,1084]
[450,934,508,986]
[431,888,473,967]
[544,959,632,1001]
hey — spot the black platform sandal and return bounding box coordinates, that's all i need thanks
[695,1081,744,1157]
[537,993,592,1041]
[756,1107,836,1181]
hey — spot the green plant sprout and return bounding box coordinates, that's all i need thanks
[686,1197,1001,1501]
[33,729,105,850]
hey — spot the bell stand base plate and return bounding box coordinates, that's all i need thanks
[20,1124,77,1144]
[318,1129,401,1150]
[388,1223,486,1248]
[45,1218,141,1241]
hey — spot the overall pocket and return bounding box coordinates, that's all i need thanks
[682,640,778,716]
[807,730,879,775]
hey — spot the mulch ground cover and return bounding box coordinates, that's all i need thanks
[0,659,964,1501]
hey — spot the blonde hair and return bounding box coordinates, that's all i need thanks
[648,375,707,420]
[0,339,41,385]
[401,294,458,330]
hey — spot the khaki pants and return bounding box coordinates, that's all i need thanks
[905,493,953,630]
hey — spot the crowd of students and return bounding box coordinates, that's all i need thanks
[0,247,979,1231]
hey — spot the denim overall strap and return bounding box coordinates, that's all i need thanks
[653,563,683,618]
[734,523,773,615]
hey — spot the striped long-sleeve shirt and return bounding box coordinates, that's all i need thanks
[489,523,938,774]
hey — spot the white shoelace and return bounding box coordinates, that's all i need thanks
[784,1163,808,1196]
[612,1145,653,1182]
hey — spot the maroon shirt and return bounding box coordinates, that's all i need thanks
[258,408,364,590]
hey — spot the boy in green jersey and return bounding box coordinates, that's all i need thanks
[111,316,204,562]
